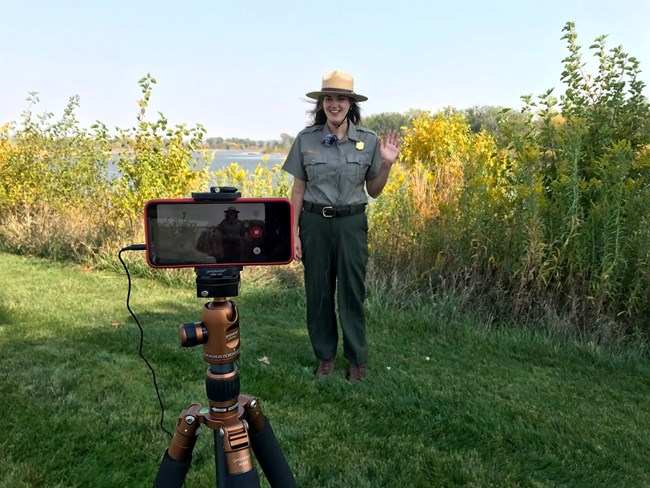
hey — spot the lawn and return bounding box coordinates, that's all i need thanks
[1,252,649,487]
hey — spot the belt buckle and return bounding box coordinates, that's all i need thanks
[321,206,334,218]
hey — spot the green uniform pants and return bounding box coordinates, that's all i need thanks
[299,210,369,365]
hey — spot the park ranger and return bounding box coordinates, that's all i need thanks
[282,70,401,383]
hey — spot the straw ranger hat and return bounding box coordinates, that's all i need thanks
[306,70,368,102]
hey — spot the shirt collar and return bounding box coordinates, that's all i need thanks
[319,121,360,144]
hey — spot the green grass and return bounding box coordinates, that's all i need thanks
[1,252,649,487]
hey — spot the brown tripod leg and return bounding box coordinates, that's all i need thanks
[166,404,203,463]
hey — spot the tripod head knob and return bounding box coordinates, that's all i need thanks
[179,322,207,347]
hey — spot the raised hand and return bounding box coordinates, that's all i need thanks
[379,130,402,165]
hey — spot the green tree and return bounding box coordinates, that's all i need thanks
[280,132,294,150]
[362,112,413,134]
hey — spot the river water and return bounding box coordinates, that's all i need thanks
[107,150,286,180]
[208,150,286,172]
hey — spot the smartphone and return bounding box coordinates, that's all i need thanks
[145,198,294,268]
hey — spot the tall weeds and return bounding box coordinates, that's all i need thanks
[0,24,648,343]
[0,74,212,260]
[366,23,650,342]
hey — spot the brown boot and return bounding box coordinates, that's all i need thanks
[347,363,367,384]
[315,359,336,380]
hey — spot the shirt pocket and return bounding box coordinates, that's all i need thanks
[302,152,327,182]
[346,153,372,183]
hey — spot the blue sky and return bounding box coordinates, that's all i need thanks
[1,0,648,140]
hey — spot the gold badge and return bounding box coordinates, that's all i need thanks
[356,141,364,150]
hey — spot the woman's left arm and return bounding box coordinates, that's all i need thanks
[366,130,402,198]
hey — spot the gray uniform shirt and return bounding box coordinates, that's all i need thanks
[282,122,383,206]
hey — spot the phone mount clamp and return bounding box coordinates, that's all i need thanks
[153,187,296,488]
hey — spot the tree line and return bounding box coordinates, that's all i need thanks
[204,133,294,152]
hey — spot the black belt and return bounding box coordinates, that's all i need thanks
[303,201,366,218]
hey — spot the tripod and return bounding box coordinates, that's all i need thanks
[153,267,297,488]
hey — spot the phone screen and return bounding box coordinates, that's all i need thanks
[145,198,293,268]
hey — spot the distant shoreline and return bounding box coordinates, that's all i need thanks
[206,149,286,155]
[109,148,287,156]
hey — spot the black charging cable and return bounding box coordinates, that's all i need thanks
[118,244,173,438]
